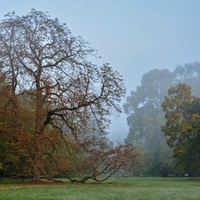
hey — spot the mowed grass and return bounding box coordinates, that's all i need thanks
[0,177,200,200]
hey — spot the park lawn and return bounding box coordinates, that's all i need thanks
[0,177,200,200]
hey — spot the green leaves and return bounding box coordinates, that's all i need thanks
[162,83,200,175]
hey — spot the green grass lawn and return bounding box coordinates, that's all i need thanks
[0,177,200,200]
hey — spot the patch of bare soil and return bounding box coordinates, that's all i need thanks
[19,180,68,185]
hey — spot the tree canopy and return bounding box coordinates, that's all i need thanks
[0,10,139,182]
[124,62,200,176]
[124,69,174,176]
[162,83,200,176]
[173,62,200,97]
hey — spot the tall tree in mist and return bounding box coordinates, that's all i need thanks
[124,69,174,176]
[173,62,200,97]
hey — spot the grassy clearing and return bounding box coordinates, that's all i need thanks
[0,177,200,200]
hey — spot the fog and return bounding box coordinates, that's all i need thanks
[1,0,200,141]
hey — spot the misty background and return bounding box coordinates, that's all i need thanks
[1,0,200,141]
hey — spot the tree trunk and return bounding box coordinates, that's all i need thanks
[33,170,42,182]
[32,73,45,182]
[32,145,44,182]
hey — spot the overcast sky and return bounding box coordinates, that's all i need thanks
[1,0,200,141]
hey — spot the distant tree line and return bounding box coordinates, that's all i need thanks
[124,62,200,176]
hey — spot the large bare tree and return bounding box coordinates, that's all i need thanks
[0,10,129,181]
